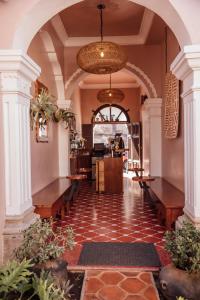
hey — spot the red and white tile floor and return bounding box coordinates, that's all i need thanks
[61,177,170,268]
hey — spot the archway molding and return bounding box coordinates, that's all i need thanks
[39,30,65,101]
[11,0,194,52]
[65,62,158,99]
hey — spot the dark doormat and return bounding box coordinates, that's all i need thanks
[78,242,161,267]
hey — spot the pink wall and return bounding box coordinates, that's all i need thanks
[80,88,140,124]
[28,34,59,195]
[162,29,184,192]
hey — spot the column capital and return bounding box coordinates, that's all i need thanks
[142,98,162,117]
[0,50,41,97]
[0,50,40,81]
[171,45,200,80]
[143,98,162,107]
[57,99,72,109]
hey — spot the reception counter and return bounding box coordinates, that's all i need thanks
[96,157,123,194]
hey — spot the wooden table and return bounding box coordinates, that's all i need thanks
[33,178,71,219]
[78,167,92,180]
[66,174,87,181]
[129,167,144,187]
[132,175,155,189]
[129,167,144,175]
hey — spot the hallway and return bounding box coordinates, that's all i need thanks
[62,177,169,267]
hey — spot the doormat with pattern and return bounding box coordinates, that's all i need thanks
[78,242,161,267]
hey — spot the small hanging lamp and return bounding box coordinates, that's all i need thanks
[77,4,127,74]
[97,74,125,103]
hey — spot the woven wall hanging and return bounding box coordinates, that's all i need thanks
[164,71,179,139]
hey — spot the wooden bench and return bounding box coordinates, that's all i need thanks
[32,178,71,219]
[149,178,184,229]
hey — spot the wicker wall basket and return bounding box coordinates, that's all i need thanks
[164,72,179,139]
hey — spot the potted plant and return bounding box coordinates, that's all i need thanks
[0,259,71,299]
[30,88,57,129]
[53,108,76,130]
[14,218,74,290]
[159,222,200,300]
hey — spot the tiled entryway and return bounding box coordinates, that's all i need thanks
[62,177,170,267]
[83,270,159,300]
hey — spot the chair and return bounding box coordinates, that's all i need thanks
[78,167,92,181]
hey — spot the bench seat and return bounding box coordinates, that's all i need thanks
[149,178,184,229]
[33,178,71,218]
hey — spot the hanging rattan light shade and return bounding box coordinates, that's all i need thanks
[97,88,124,103]
[97,73,125,103]
[77,41,126,74]
[76,4,127,74]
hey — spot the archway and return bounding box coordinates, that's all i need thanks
[65,63,158,99]
[10,0,195,51]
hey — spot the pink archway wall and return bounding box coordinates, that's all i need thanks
[1,0,200,52]
[64,64,158,100]
[0,0,200,264]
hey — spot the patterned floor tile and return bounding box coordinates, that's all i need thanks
[83,270,160,300]
[61,177,170,267]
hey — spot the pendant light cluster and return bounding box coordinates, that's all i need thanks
[77,4,127,75]
[97,74,125,104]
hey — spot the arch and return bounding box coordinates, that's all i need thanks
[39,30,65,101]
[65,63,158,99]
[11,0,195,52]
[92,104,130,123]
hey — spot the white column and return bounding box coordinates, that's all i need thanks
[57,100,71,177]
[0,50,40,260]
[171,45,200,226]
[141,98,162,177]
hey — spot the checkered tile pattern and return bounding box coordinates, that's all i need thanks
[61,178,170,266]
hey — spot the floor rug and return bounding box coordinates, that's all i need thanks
[78,242,161,267]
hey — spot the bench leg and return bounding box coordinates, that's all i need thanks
[61,205,65,220]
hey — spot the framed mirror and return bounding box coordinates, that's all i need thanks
[36,119,48,143]
[34,80,49,143]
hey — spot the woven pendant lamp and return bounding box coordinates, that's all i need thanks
[97,74,125,104]
[77,4,127,74]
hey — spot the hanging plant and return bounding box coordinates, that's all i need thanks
[30,88,57,129]
[53,108,76,131]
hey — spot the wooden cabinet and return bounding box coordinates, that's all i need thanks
[96,160,104,192]
[96,157,123,194]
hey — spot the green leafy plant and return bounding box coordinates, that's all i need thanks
[0,259,33,299]
[30,89,57,129]
[0,260,71,300]
[31,270,69,300]
[15,218,74,265]
[165,222,200,273]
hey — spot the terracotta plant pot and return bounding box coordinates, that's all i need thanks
[159,264,200,300]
